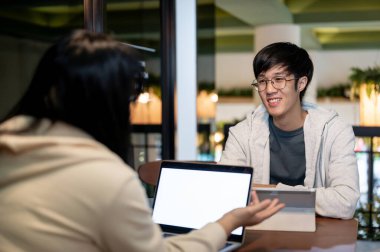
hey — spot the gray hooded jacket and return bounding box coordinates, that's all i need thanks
[220,102,360,219]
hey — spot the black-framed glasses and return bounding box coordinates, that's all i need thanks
[251,77,298,92]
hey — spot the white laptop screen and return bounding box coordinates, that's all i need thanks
[152,162,252,236]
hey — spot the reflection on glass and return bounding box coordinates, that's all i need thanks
[373,154,380,210]
[355,135,380,241]
[355,137,370,152]
[357,153,369,205]
[147,133,161,146]
[131,133,144,145]
[374,137,380,152]
[131,132,161,169]
[148,147,161,163]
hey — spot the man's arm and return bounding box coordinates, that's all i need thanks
[314,122,360,219]
[219,121,250,166]
[277,121,360,219]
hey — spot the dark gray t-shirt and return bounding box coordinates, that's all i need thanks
[269,117,306,186]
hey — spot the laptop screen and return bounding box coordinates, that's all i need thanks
[152,161,253,240]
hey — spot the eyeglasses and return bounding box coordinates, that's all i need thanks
[251,77,298,92]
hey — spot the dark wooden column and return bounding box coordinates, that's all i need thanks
[160,0,176,160]
[83,0,105,33]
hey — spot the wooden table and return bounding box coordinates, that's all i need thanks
[237,217,358,251]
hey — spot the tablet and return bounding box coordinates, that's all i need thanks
[248,188,316,232]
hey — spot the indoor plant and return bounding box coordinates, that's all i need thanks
[349,66,380,126]
[349,66,380,99]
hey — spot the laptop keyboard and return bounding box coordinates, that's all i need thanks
[222,242,233,249]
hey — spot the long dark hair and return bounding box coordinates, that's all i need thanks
[2,30,144,164]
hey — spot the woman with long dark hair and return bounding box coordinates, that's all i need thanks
[0,30,283,252]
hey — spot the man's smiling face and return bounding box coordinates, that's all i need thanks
[257,65,306,121]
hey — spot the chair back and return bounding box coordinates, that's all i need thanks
[137,160,162,186]
[137,160,216,186]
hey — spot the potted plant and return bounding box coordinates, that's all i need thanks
[350,66,380,99]
[349,66,380,126]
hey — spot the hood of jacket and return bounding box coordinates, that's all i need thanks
[0,116,118,188]
[246,102,339,133]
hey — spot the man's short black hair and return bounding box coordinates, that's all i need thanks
[253,42,314,101]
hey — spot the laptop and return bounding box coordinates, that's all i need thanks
[247,188,316,232]
[152,161,253,252]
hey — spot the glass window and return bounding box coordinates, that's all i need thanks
[0,1,83,118]
[357,152,369,205]
[373,153,380,210]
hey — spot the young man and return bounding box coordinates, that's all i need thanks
[220,42,360,219]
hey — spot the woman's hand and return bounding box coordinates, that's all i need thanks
[217,191,285,235]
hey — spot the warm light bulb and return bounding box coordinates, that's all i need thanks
[137,92,150,104]
[210,92,219,103]
[213,131,224,144]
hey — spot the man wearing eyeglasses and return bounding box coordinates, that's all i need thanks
[220,42,359,220]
